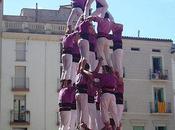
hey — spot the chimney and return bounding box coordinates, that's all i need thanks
[35,3,38,22]
[138,30,140,37]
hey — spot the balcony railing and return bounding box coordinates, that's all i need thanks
[149,102,171,114]
[3,21,66,35]
[10,109,30,125]
[11,77,29,91]
[149,69,168,80]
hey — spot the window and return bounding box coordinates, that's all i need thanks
[133,126,144,130]
[153,88,166,113]
[131,47,140,51]
[16,42,26,61]
[15,66,26,88]
[152,49,161,52]
[152,56,162,73]
[13,95,26,121]
[151,56,168,80]
[154,88,164,102]
[155,126,167,130]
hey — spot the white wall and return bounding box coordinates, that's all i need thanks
[0,39,16,130]
[0,36,60,130]
[26,40,60,130]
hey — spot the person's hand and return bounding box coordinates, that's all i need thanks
[86,16,93,21]
[80,67,84,73]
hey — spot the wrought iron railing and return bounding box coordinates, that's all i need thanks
[10,109,30,125]
[149,69,168,80]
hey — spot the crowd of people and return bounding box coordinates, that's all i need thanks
[58,0,124,130]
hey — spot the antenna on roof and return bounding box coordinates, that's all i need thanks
[138,30,140,37]
[35,3,38,22]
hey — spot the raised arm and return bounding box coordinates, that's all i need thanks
[94,57,103,73]
[77,58,83,74]
[86,16,102,23]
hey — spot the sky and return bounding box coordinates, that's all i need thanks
[3,0,175,42]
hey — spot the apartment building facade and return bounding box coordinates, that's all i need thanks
[0,3,71,130]
[0,2,174,130]
[122,37,174,130]
[171,44,175,120]
[0,0,3,129]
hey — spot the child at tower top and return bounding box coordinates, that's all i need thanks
[84,0,108,19]
[66,0,87,34]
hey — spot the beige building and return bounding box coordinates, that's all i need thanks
[0,2,72,130]
[122,37,174,130]
[0,1,174,130]
[171,44,175,120]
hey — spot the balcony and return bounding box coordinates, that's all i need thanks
[149,69,168,81]
[149,102,172,114]
[2,21,66,35]
[11,77,29,92]
[10,110,30,126]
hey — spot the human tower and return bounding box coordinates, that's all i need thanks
[58,0,124,130]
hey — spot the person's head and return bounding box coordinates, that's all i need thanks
[60,79,66,88]
[65,30,71,35]
[84,63,90,71]
[67,79,72,86]
[102,65,113,74]
[104,12,109,19]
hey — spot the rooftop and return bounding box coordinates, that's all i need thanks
[3,5,73,24]
[123,36,173,42]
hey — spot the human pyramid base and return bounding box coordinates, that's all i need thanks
[58,0,124,130]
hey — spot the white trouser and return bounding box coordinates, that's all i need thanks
[89,51,97,71]
[67,7,84,29]
[101,93,119,127]
[96,109,105,130]
[59,111,71,130]
[78,39,90,63]
[112,49,124,77]
[61,54,72,80]
[88,103,98,130]
[71,62,79,83]
[76,93,89,126]
[97,37,112,66]
[70,109,78,130]
[117,104,124,124]
[84,0,108,18]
